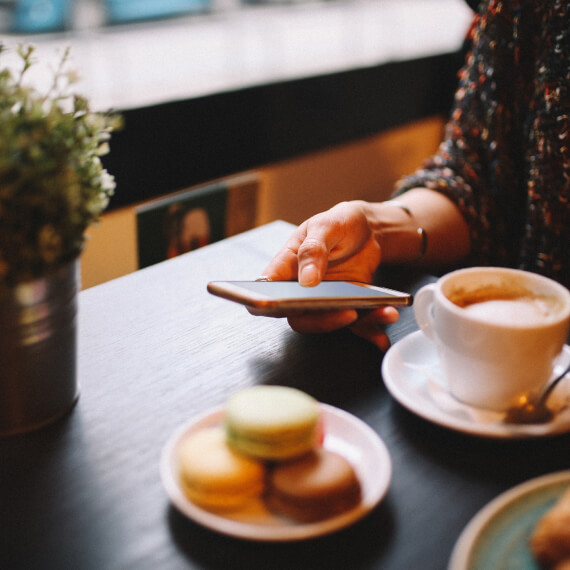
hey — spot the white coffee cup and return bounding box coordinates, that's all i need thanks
[413,267,570,411]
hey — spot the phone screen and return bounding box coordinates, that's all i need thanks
[224,281,400,299]
[207,280,412,310]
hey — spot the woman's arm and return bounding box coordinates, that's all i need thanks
[365,187,471,266]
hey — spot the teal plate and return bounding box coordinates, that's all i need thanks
[449,471,570,570]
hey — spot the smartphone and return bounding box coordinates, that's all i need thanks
[207,280,412,312]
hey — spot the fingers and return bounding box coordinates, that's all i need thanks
[348,307,400,351]
[261,222,308,282]
[263,208,346,287]
[287,309,360,334]
[246,306,290,318]
[350,326,392,352]
[286,306,400,351]
[356,306,400,326]
[295,215,344,286]
[261,247,300,282]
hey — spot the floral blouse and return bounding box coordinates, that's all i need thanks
[396,0,570,287]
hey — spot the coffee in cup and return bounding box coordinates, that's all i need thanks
[413,267,570,411]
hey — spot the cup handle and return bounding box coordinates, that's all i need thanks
[413,284,437,341]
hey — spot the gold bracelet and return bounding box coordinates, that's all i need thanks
[384,201,428,262]
[415,226,428,263]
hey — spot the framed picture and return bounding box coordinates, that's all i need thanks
[136,174,258,269]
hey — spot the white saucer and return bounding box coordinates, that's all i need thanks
[448,470,570,569]
[160,404,392,541]
[382,331,570,438]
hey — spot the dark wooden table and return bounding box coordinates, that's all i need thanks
[2,220,570,570]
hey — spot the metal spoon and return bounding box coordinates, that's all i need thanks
[504,361,570,424]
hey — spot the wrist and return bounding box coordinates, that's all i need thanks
[364,200,428,264]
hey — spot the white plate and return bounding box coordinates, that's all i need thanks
[160,403,392,541]
[448,470,570,570]
[382,331,570,438]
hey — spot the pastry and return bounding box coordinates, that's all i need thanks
[178,426,266,510]
[266,448,361,522]
[225,386,320,460]
[530,487,570,568]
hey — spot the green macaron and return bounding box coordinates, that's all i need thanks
[225,386,320,460]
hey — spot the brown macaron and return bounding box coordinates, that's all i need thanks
[266,448,361,522]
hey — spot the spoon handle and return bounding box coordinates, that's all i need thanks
[541,361,570,402]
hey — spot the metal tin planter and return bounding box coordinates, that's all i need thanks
[0,259,79,436]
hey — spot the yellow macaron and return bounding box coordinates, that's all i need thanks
[178,426,266,510]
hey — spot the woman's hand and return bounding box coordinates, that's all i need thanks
[263,201,380,285]
[253,201,399,350]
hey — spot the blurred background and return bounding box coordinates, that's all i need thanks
[0,0,212,33]
[0,0,473,288]
[0,0,472,110]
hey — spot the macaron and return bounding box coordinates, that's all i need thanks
[266,448,361,522]
[225,386,320,460]
[178,426,266,511]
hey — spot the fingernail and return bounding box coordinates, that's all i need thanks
[299,264,319,286]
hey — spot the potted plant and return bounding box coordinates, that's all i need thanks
[0,44,121,436]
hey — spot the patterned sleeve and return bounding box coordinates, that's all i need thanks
[394,1,530,268]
